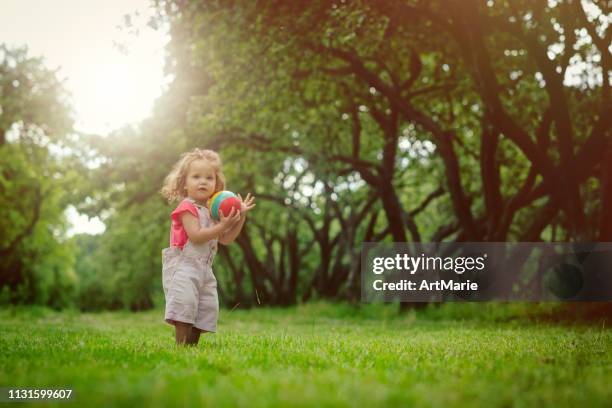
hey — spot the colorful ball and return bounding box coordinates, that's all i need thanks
[207,191,241,221]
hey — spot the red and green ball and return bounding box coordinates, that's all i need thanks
[207,191,242,221]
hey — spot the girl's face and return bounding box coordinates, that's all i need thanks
[184,159,217,204]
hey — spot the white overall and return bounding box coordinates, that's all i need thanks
[162,199,219,332]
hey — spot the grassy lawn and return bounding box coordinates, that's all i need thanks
[0,303,610,407]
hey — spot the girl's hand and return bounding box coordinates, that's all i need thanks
[237,193,256,216]
[219,207,241,231]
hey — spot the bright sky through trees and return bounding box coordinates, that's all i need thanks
[1,0,168,234]
[0,0,167,135]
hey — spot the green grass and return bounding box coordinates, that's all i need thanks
[0,303,610,407]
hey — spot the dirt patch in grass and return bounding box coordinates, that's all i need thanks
[533,302,612,325]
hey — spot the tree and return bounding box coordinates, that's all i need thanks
[78,0,610,307]
[0,45,79,307]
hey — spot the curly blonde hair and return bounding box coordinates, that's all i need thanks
[161,148,226,203]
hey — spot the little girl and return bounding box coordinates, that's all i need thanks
[160,148,255,345]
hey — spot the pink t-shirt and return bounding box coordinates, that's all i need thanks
[169,199,200,249]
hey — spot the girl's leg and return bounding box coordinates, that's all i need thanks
[186,327,202,345]
[175,321,192,345]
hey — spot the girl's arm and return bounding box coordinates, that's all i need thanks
[181,210,239,244]
[218,214,246,245]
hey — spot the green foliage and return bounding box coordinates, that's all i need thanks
[73,198,169,311]
[61,0,612,308]
[0,45,73,137]
[0,45,79,308]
